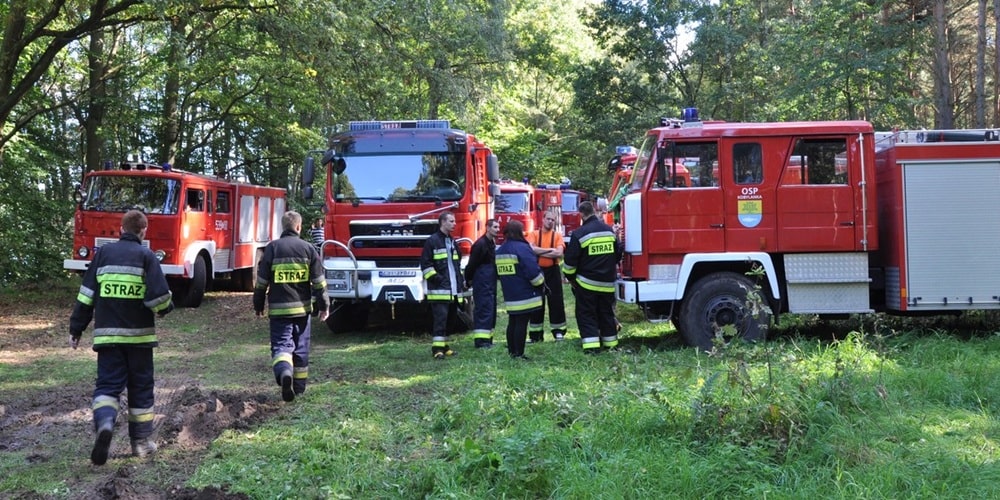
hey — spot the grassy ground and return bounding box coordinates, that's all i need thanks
[2,279,1000,498]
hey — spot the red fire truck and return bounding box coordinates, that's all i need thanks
[537,181,588,237]
[495,180,537,245]
[302,120,500,332]
[64,161,287,308]
[617,108,1000,350]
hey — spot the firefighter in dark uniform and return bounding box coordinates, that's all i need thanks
[254,210,329,402]
[496,220,545,359]
[562,201,622,354]
[70,210,174,465]
[464,219,500,348]
[420,211,465,359]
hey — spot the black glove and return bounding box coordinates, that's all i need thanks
[70,331,82,349]
[253,292,266,316]
[156,302,174,318]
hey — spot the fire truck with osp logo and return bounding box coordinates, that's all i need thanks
[617,108,1000,350]
[302,120,500,332]
[64,161,287,308]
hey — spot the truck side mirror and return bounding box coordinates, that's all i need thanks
[303,156,315,185]
[303,185,314,200]
[656,146,668,187]
[487,154,500,182]
[333,158,347,175]
[607,155,622,172]
[489,182,501,197]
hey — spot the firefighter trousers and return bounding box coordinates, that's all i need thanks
[269,315,311,395]
[93,345,155,439]
[574,290,618,352]
[529,266,567,341]
[471,266,497,347]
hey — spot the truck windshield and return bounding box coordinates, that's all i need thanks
[496,192,530,214]
[561,192,579,213]
[82,175,181,214]
[332,153,466,203]
[629,135,657,191]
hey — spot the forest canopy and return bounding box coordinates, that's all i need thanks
[1,0,997,286]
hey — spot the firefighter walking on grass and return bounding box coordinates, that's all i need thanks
[562,201,622,354]
[70,210,174,465]
[254,211,329,402]
[421,211,466,359]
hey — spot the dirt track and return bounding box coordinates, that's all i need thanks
[0,289,282,499]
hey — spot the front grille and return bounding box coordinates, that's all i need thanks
[349,223,438,237]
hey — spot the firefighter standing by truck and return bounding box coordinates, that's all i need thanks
[496,220,545,359]
[69,210,174,465]
[562,201,622,354]
[464,219,500,349]
[528,210,567,342]
[253,211,329,402]
[421,211,465,359]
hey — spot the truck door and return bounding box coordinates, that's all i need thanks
[184,186,208,243]
[722,141,778,252]
[213,188,234,260]
[775,137,856,251]
[643,141,725,256]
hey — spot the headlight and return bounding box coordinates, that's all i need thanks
[325,270,351,291]
[77,246,89,258]
[154,249,166,262]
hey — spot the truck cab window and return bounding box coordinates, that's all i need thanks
[186,189,205,211]
[785,138,848,185]
[671,141,718,188]
[216,191,231,213]
[733,143,763,184]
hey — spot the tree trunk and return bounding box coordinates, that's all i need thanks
[976,0,986,128]
[994,0,1000,127]
[84,29,108,173]
[932,0,954,129]
[159,16,187,168]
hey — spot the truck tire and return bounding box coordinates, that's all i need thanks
[677,271,771,351]
[324,300,369,333]
[236,249,262,292]
[174,255,207,308]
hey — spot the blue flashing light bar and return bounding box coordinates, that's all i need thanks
[682,107,699,122]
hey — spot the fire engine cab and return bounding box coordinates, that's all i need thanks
[64,161,287,307]
[302,120,500,332]
[495,180,537,244]
[617,108,1000,350]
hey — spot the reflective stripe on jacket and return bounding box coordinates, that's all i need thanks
[420,230,463,302]
[254,230,329,317]
[496,239,544,314]
[562,216,622,294]
[70,233,173,347]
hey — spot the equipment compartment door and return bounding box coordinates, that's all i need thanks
[775,137,857,252]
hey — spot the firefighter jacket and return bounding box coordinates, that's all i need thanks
[420,230,464,302]
[562,215,622,294]
[496,238,545,314]
[464,234,496,285]
[254,229,329,317]
[70,233,173,348]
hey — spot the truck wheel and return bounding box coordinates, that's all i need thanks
[677,272,770,351]
[175,255,207,308]
[237,249,262,292]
